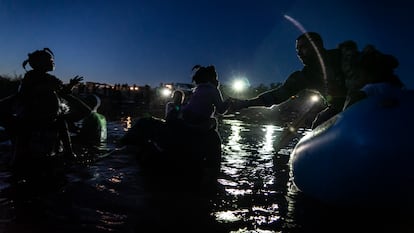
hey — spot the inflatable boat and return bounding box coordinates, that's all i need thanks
[290,90,414,207]
[120,116,222,191]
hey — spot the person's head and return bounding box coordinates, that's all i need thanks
[354,45,403,88]
[22,48,55,72]
[295,32,324,65]
[191,65,219,86]
[172,90,185,105]
[339,40,360,88]
[84,94,101,112]
[338,40,358,52]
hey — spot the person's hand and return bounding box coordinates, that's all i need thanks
[69,75,83,87]
[62,75,83,94]
[226,98,249,113]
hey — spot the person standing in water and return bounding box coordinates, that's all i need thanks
[75,94,107,146]
[181,64,232,129]
[165,89,185,123]
[15,48,90,166]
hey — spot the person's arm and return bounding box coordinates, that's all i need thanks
[61,93,92,122]
[61,75,83,94]
[231,96,264,109]
[342,90,367,110]
[213,87,231,115]
[165,102,174,119]
[234,70,303,109]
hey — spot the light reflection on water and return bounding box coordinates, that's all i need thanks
[0,117,304,232]
[215,119,288,232]
[1,116,413,233]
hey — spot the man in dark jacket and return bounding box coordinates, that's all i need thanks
[233,32,349,128]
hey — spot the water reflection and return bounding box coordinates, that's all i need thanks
[259,125,277,154]
[215,119,287,232]
[1,116,412,233]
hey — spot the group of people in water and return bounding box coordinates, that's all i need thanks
[158,31,405,139]
[0,47,107,178]
[230,32,404,129]
[0,31,406,182]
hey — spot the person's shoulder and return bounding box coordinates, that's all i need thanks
[24,70,35,76]
[195,83,217,92]
[287,70,305,80]
[326,47,342,58]
[283,70,306,88]
[96,112,107,122]
[197,83,214,88]
[84,111,106,123]
[45,73,60,81]
[330,40,359,58]
[22,70,39,80]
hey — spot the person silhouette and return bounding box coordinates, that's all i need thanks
[181,64,232,129]
[14,48,90,168]
[75,94,107,145]
[342,45,405,109]
[231,32,353,129]
[165,89,185,123]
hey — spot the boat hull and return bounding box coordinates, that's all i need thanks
[290,90,414,207]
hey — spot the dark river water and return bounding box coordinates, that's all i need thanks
[0,117,413,233]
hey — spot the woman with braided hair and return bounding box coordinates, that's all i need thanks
[12,48,90,174]
[120,65,232,188]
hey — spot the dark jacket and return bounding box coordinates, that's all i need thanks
[258,48,348,111]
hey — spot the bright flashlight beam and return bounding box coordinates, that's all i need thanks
[233,80,245,92]
[161,88,172,97]
[310,95,319,103]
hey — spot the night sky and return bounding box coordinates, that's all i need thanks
[1,0,412,88]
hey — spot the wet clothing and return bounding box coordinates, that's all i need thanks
[12,70,90,164]
[165,101,183,122]
[19,70,90,122]
[20,70,64,93]
[182,83,229,124]
[78,111,107,145]
[258,48,348,113]
[18,70,67,123]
